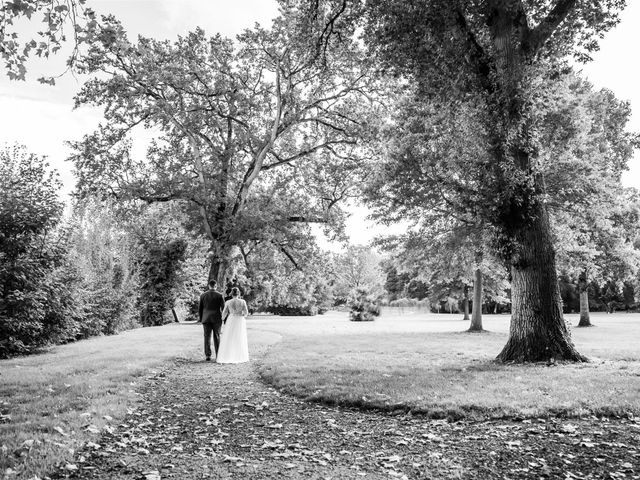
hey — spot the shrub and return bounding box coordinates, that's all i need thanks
[349,288,381,322]
[138,239,188,326]
[0,146,75,357]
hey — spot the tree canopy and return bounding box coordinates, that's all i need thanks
[70,5,376,286]
[360,0,630,361]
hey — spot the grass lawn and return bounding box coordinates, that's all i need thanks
[3,309,639,477]
[0,323,202,479]
[258,310,640,420]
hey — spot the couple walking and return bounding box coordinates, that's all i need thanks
[198,280,249,363]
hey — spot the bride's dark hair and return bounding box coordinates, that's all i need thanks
[231,287,240,297]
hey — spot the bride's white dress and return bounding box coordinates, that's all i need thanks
[217,298,249,363]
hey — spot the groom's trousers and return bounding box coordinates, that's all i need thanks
[203,321,222,359]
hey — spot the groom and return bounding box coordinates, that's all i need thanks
[198,279,226,361]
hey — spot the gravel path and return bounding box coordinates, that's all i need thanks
[53,327,640,480]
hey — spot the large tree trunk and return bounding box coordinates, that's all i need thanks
[462,285,470,321]
[577,270,592,327]
[468,268,483,332]
[497,207,586,362]
[208,255,227,289]
[208,241,231,290]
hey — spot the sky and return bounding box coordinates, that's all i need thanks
[1,1,639,246]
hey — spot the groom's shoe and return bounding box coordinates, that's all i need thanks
[205,357,211,361]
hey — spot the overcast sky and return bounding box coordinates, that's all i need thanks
[1,1,639,246]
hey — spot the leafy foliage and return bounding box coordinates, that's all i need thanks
[361,0,629,360]
[331,245,385,304]
[349,287,381,321]
[0,0,97,82]
[67,199,139,335]
[138,239,188,327]
[544,74,640,319]
[69,6,375,285]
[382,263,429,302]
[0,146,71,356]
[232,241,333,316]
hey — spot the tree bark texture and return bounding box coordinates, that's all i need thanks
[208,255,227,289]
[497,207,586,362]
[577,270,591,326]
[487,2,585,362]
[469,268,483,332]
[462,285,470,321]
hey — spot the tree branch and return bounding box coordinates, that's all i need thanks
[288,215,326,223]
[523,0,577,55]
[231,62,284,216]
[454,7,494,92]
[279,245,302,270]
[263,139,356,171]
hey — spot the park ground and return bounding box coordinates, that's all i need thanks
[1,310,639,479]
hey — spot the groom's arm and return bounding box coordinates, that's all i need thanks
[220,297,227,323]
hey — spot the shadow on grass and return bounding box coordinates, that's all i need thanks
[267,384,516,422]
[258,327,640,422]
[451,329,498,336]
[263,376,638,422]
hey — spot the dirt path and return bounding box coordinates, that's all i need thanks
[53,327,640,480]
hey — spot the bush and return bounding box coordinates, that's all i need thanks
[349,288,381,322]
[138,239,188,326]
[389,297,418,309]
[0,146,74,357]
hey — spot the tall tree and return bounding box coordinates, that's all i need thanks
[540,74,639,326]
[70,6,374,286]
[556,190,640,326]
[363,0,627,362]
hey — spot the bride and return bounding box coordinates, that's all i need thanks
[217,287,249,363]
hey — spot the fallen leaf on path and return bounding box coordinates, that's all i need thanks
[560,424,578,434]
[85,425,100,434]
[223,455,243,462]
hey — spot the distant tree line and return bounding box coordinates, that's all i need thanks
[382,265,640,316]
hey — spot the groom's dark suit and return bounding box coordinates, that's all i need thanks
[199,289,225,360]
